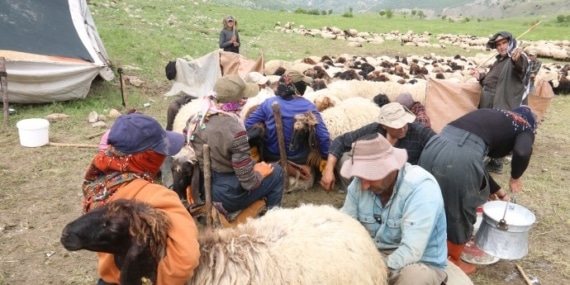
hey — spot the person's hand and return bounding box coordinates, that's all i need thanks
[530,74,536,79]
[511,47,522,61]
[490,188,510,202]
[470,68,480,79]
[319,166,336,192]
[509,177,523,193]
[254,162,274,178]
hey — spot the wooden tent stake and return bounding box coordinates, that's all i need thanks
[1,57,9,125]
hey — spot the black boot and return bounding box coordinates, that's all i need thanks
[486,158,503,174]
[97,278,117,285]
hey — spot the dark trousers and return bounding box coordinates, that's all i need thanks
[211,163,283,213]
[419,125,490,244]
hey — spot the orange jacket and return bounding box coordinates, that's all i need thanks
[96,179,200,285]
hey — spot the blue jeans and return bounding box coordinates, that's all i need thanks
[211,163,283,213]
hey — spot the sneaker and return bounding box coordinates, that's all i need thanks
[486,158,503,174]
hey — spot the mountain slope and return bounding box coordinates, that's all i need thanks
[212,0,570,19]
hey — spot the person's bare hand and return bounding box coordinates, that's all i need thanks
[254,162,274,178]
[511,47,522,61]
[470,68,479,79]
[320,168,336,191]
[509,177,523,193]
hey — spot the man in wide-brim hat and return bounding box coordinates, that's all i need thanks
[340,133,448,285]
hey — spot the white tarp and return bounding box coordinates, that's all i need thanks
[164,49,264,98]
[164,50,222,98]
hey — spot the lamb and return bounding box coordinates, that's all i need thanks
[61,199,388,285]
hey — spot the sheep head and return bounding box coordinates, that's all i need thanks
[61,199,170,285]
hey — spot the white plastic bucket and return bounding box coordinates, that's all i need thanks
[16,118,50,147]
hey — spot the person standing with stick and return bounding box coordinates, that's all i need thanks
[219,15,240,54]
[470,31,531,174]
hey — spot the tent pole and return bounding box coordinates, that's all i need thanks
[1,57,8,125]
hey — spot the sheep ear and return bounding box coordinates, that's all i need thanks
[120,242,147,284]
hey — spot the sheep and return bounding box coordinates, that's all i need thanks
[61,199,169,285]
[166,95,194,131]
[61,199,388,285]
[320,97,381,140]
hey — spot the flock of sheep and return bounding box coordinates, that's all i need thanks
[276,21,570,62]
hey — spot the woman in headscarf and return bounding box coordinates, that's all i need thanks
[418,106,537,275]
[83,113,200,285]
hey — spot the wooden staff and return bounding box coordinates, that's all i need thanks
[49,142,99,148]
[1,57,8,125]
[203,144,213,228]
[515,264,534,285]
[272,102,289,194]
[86,130,108,139]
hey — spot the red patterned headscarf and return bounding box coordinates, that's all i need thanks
[81,148,165,213]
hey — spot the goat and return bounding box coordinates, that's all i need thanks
[61,199,388,285]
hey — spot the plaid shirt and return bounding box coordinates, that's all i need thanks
[411,102,431,128]
[329,122,436,165]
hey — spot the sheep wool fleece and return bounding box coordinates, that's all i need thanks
[97,179,200,285]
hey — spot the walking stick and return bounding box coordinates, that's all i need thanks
[272,102,289,194]
[1,57,8,125]
[475,20,542,69]
[203,144,213,228]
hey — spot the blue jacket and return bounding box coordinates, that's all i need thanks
[244,96,330,160]
[341,164,447,271]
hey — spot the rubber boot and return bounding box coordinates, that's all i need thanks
[447,240,477,275]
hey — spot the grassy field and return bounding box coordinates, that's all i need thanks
[1,0,570,284]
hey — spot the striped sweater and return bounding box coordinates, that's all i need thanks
[191,114,262,191]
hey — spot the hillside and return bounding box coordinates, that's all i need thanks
[211,0,570,19]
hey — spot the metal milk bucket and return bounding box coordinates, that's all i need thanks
[474,200,536,260]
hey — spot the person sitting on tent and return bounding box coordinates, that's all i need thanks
[418,106,537,275]
[244,70,330,181]
[395,91,431,128]
[219,15,240,54]
[340,133,448,285]
[187,74,284,220]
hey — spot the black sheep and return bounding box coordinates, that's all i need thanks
[61,199,170,285]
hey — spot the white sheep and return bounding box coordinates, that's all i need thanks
[320,97,381,140]
[189,203,388,285]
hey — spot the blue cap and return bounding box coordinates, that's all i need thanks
[107,113,184,156]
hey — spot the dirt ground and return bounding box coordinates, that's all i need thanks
[1,90,569,284]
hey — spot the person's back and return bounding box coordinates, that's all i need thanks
[189,75,283,215]
[245,72,330,165]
